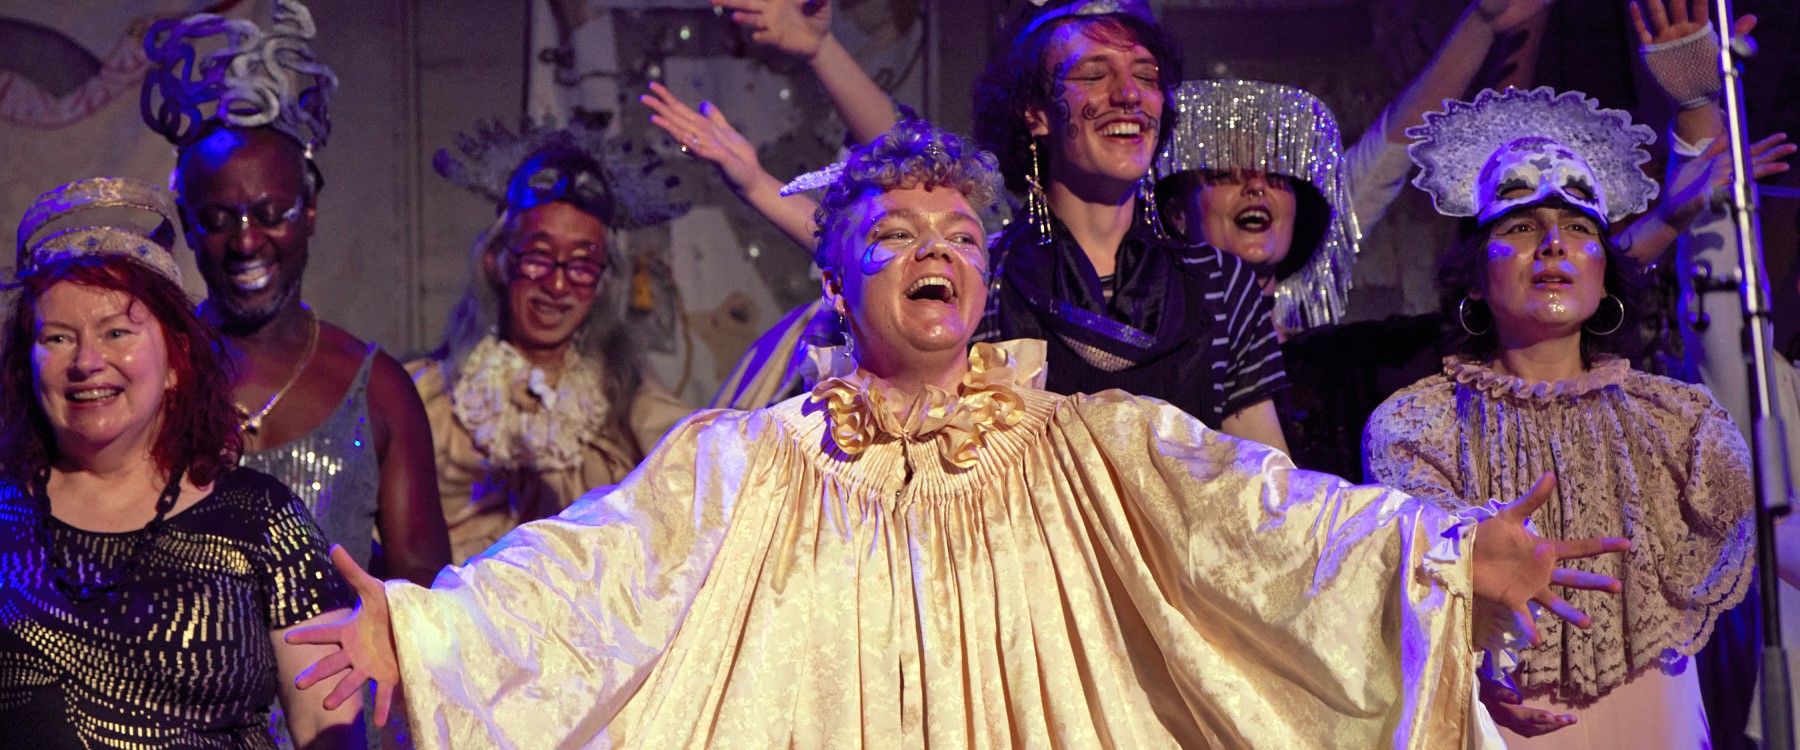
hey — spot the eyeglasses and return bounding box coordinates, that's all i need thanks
[190,196,306,235]
[509,248,607,288]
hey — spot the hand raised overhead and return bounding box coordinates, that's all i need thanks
[713,0,832,60]
[641,82,768,195]
[285,545,403,727]
[1470,474,1629,646]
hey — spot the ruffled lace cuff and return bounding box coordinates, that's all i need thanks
[1422,499,1538,683]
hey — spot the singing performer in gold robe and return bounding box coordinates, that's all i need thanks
[288,119,1625,749]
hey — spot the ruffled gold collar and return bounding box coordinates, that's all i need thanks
[807,340,1047,470]
[1444,355,1630,401]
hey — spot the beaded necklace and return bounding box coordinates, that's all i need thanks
[34,464,188,603]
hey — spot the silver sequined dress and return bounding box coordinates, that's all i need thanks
[239,346,380,570]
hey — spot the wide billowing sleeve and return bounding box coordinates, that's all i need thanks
[1363,376,1465,509]
[1661,385,1754,614]
[1062,392,1481,748]
[383,408,778,749]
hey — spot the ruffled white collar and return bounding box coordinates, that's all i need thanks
[451,336,608,471]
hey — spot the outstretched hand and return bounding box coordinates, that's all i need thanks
[641,82,768,195]
[713,0,832,60]
[1660,132,1795,229]
[286,545,402,726]
[1470,474,1628,646]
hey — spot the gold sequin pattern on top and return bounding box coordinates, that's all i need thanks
[0,468,353,749]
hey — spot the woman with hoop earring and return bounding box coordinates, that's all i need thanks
[1364,87,1753,747]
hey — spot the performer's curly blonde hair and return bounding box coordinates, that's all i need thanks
[812,120,1000,271]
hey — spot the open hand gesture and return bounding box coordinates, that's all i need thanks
[286,545,403,726]
[1629,0,1751,46]
[1660,132,1795,229]
[1471,474,1628,645]
[713,0,832,60]
[641,82,769,196]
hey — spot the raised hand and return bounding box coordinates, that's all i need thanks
[286,545,402,726]
[1470,474,1628,646]
[1660,131,1795,229]
[641,82,769,196]
[1478,671,1576,737]
[1629,0,1751,45]
[713,0,832,60]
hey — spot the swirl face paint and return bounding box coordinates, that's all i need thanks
[1032,21,1163,192]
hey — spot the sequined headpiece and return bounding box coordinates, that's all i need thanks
[1408,87,1658,227]
[434,119,688,230]
[1156,79,1361,330]
[1013,0,1158,41]
[16,178,185,284]
[142,0,336,155]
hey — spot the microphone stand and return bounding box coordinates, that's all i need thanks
[1711,0,1796,746]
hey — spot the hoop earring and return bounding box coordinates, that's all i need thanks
[1584,294,1626,336]
[1139,176,1168,240]
[1457,296,1492,336]
[1025,139,1052,246]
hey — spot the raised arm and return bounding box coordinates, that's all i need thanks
[1382,0,1553,146]
[1348,0,1552,230]
[643,82,820,250]
[712,0,898,145]
[1614,0,1793,264]
[368,351,452,586]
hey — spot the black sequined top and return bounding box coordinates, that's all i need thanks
[0,467,354,749]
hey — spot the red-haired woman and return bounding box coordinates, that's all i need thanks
[0,179,359,749]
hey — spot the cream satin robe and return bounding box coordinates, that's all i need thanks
[387,342,1505,748]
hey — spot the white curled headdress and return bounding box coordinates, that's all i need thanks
[1157,79,1362,331]
[1407,87,1658,227]
[141,0,336,154]
[16,178,186,284]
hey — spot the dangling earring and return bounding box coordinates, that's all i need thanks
[1139,176,1168,240]
[835,308,856,360]
[1584,294,1626,336]
[1457,296,1492,336]
[1025,139,1052,246]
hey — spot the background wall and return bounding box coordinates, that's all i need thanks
[5,0,1799,397]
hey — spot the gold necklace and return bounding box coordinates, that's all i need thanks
[236,307,320,434]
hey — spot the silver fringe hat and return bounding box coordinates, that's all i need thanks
[142,0,336,155]
[1156,79,1362,331]
[434,118,689,230]
[16,178,186,284]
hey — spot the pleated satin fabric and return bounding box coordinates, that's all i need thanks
[386,346,1484,749]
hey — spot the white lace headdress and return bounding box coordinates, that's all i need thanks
[1407,87,1658,226]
